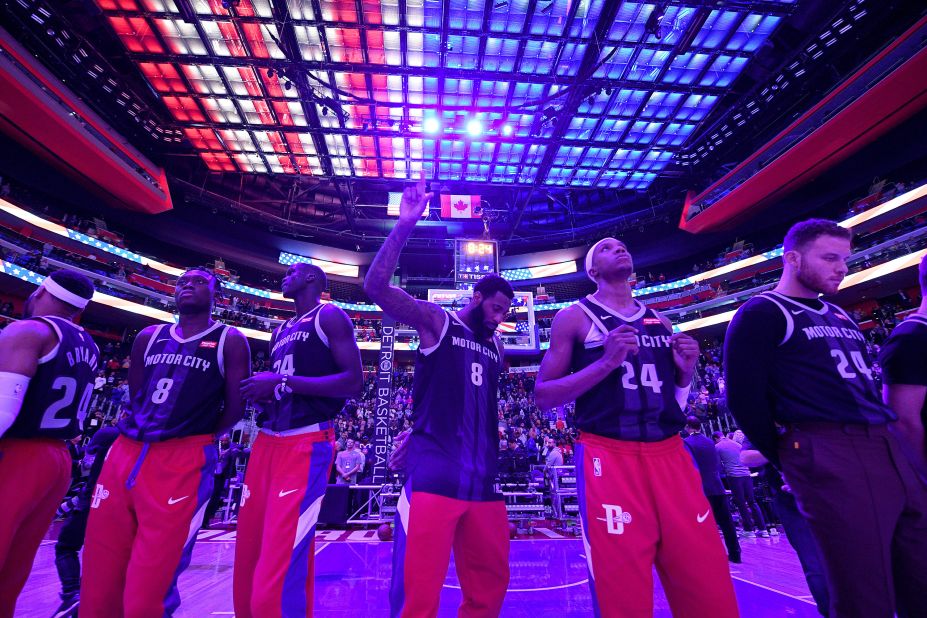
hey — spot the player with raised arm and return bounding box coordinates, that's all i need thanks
[365,173,514,618]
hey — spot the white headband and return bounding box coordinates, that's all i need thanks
[584,237,618,282]
[41,277,91,309]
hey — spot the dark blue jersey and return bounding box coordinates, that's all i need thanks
[570,296,686,442]
[409,311,504,501]
[120,321,232,442]
[878,312,927,432]
[7,316,99,440]
[258,304,346,431]
[747,291,895,424]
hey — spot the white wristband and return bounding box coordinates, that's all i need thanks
[0,372,31,438]
[674,385,692,411]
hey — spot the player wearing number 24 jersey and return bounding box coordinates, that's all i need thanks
[535,238,739,618]
[0,269,97,616]
[725,220,927,618]
[81,268,251,618]
[234,262,362,618]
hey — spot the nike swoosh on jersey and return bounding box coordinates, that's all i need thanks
[168,495,190,505]
[697,510,710,523]
[279,489,300,498]
[790,310,803,315]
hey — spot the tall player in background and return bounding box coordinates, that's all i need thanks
[535,238,738,618]
[81,268,251,617]
[0,269,97,617]
[725,220,927,617]
[234,262,362,618]
[365,173,513,618]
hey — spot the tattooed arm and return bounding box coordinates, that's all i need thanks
[363,172,446,349]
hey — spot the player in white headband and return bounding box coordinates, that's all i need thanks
[0,269,99,615]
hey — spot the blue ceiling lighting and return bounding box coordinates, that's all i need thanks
[92,0,791,189]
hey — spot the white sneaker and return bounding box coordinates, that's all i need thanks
[740,530,756,538]
[758,530,770,538]
[769,528,780,536]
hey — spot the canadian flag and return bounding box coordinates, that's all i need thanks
[440,195,481,218]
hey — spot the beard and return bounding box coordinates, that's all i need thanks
[470,300,496,340]
[796,264,835,295]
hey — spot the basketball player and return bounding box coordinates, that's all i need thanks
[724,219,927,617]
[534,238,739,618]
[80,268,251,617]
[233,262,362,618]
[879,253,927,474]
[364,173,513,617]
[0,269,97,617]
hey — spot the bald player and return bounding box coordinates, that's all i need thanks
[81,268,251,617]
[0,269,98,616]
[365,173,513,618]
[535,238,738,618]
[234,262,362,618]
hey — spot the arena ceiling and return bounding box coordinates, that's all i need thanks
[1,0,921,251]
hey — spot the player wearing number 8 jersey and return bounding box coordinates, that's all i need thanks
[535,238,738,618]
[365,173,514,618]
[725,220,927,618]
[234,262,362,618]
[81,268,251,618]
[0,269,97,616]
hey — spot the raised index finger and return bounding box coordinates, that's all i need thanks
[418,169,427,194]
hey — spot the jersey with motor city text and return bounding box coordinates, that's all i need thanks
[409,311,504,501]
[119,321,231,442]
[258,304,345,431]
[570,296,685,442]
[751,291,895,424]
[6,316,99,440]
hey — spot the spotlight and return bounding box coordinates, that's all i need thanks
[466,118,483,136]
[266,68,275,78]
[423,117,441,133]
[322,106,329,116]
[284,79,293,91]
[501,124,513,136]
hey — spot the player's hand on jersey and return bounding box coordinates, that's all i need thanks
[398,171,434,224]
[240,372,285,403]
[670,333,700,377]
[600,325,640,371]
[388,429,412,471]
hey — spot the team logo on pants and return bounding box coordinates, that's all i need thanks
[91,484,110,509]
[598,504,632,535]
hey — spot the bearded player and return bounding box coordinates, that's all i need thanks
[80,269,251,617]
[0,270,98,617]
[365,172,513,618]
[234,262,362,618]
[535,238,738,618]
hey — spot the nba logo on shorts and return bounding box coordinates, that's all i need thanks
[593,457,602,477]
[599,504,633,535]
[91,484,110,509]
[240,484,251,508]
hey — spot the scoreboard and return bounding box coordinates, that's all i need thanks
[454,239,498,286]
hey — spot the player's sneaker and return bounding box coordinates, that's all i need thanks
[758,530,770,538]
[52,592,80,618]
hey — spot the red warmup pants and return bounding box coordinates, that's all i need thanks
[80,434,216,618]
[0,438,71,618]
[390,488,510,618]
[233,429,334,618]
[576,433,739,618]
